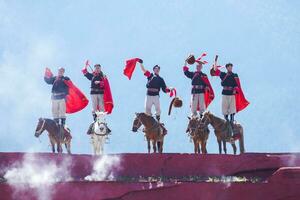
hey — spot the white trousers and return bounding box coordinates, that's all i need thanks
[145,95,161,116]
[222,95,236,115]
[191,93,206,117]
[52,99,66,119]
[91,94,104,113]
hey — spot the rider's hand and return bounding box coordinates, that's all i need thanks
[94,81,100,84]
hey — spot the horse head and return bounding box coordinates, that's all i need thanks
[202,111,213,124]
[132,113,142,132]
[35,118,46,137]
[95,111,107,123]
[186,116,200,135]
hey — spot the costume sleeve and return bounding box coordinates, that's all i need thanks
[44,76,55,85]
[144,70,151,78]
[183,66,194,79]
[161,78,170,93]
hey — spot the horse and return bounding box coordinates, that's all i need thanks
[202,111,245,154]
[186,116,210,154]
[87,111,111,155]
[34,118,72,154]
[132,112,166,153]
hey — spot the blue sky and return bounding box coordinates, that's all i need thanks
[0,0,299,154]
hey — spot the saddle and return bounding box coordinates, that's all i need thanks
[57,125,71,142]
[225,121,239,143]
[87,122,111,135]
[143,119,167,136]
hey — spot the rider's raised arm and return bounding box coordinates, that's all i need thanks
[82,65,93,80]
[139,59,151,77]
[183,65,194,79]
[44,67,55,84]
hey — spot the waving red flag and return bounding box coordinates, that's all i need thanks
[123,58,140,80]
[64,80,89,114]
[103,78,114,114]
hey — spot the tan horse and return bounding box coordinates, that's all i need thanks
[132,113,166,153]
[202,112,245,154]
[186,116,209,154]
[35,118,72,154]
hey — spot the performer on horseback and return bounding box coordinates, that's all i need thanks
[44,67,70,127]
[138,59,171,122]
[82,62,106,121]
[210,59,249,139]
[183,55,214,118]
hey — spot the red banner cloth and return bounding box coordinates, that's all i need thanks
[64,80,89,114]
[123,58,140,80]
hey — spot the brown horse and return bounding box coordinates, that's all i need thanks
[34,118,72,154]
[132,112,166,153]
[202,112,245,155]
[186,116,210,154]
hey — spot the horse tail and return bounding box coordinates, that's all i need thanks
[239,126,245,153]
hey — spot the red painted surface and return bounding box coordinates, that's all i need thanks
[1,152,300,200]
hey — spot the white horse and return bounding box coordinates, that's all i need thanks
[87,111,111,155]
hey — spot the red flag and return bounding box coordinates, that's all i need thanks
[234,77,250,112]
[64,80,89,114]
[201,76,215,108]
[123,58,140,80]
[103,78,114,114]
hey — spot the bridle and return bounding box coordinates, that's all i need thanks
[133,116,142,131]
[188,116,210,136]
[36,119,46,135]
[94,121,109,136]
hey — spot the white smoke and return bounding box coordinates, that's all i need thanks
[4,153,72,200]
[0,3,67,151]
[84,155,121,181]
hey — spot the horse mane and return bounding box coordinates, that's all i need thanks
[207,112,226,124]
[43,118,59,132]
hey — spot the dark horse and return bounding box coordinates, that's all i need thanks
[35,118,72,154]
[186,116,210,154]
[132,113,166,153]
[202,112,245,154]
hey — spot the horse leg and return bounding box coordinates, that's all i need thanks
[92,135,97,155]
[200,141,206,154]
[203,141,208,154]
[100,136,104,155]
[66,141,71,154]
[96,136,101,155]
[239,128,245,154]
[193,138,198,154]
[231,143,237,155]
[222,140,227,154]
[160,141,164,153]
[198,142,201,154]
[50,140,55,153]
[217,139,222,154]
[156,141,161,153]
[57,143,61,153]
[152,140,157,153]
[147,139,151,153]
